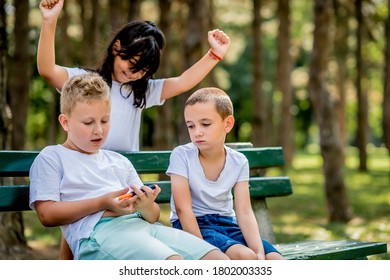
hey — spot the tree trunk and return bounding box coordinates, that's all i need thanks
[355,0,368,172]
[383,0,390,157]
[128,0,142,22]
[0,212,35,259]
[308,0,353,222]
[154,0,175,150]
[80,0,101,68]
[177,0,205,145]
[333,0,349,150]
[0,0,9,150]
[109,0,127,32]
[276,0,293,164]
[0,0,34,259]
[8,0,32,151]
[251,0,266,147]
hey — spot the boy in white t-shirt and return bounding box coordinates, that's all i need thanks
[29,73,229,260]
[167,87,284,260]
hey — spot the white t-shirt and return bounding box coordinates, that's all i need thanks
[29,145,143,259]
[65,67,165,151]
[166,143,250,223]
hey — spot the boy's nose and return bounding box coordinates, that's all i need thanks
[94,125,103,134]
[195,128,203,136]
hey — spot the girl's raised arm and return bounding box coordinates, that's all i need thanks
[37,0,69,90]
[160,29,230,101]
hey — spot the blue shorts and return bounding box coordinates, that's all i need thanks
[172,214,281,255]
[78,213,218,260]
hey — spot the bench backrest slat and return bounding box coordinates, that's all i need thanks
[0,147,286,176]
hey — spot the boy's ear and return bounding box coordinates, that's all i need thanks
[225,115,235,133]
[58,114,70,132]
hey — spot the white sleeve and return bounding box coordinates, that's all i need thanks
[166,146,189,178]
[145,79,166,108]
[65,67,88,79]
[29,149,62,209]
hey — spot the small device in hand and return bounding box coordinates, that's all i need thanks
[115,185,156,201]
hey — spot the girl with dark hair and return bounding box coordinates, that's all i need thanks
[38,0,230,152]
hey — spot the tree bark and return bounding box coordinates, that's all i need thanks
[0,0,34,259]
[251,0,267,147]
[109,0,126,33]
[177,0,205,145]
[333,0,349,150]
[80,0,101,68]
[0,0,9,150]
[383,0,390,156]
[308,0,353,222]
[355,0,368,171]
[276,0,293,164]
[154,0,175,150]
[128,0,142,22]
[8,0,32,151]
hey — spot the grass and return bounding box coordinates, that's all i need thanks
[23,146,390,259]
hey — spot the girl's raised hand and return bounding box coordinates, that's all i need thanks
[39,0,63,20]
[208,29,231,59]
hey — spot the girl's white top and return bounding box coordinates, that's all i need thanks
[66,67,165,151]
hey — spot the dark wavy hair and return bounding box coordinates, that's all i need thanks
[96,20,166,108]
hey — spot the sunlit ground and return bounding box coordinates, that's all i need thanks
[23,146,390,259]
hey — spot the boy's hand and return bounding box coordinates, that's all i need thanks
[132,184,161,212]
[208,29,230,59]
[102,188,137,216]
[39,0,63,20]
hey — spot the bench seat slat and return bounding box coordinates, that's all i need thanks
[276,240,388,260]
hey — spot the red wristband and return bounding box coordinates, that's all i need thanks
[208,49,223,61]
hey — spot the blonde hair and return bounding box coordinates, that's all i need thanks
[60,73,110,115]
[185,87,233,119]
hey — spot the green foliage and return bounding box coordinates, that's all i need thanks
[26,78,55,149]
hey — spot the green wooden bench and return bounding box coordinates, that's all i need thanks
[0,146,387,260]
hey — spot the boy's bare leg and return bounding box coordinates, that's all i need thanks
[225,244,258,260]
[166,255,183,260]
[200,249,230,260]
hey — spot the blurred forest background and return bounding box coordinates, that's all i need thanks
[1,0,390,259]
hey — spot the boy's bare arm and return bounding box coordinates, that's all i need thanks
[233,181,266,260]
[171,174,203,239]
[34,188,133,227]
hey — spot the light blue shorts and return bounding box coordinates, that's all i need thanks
[78,213,218,260]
